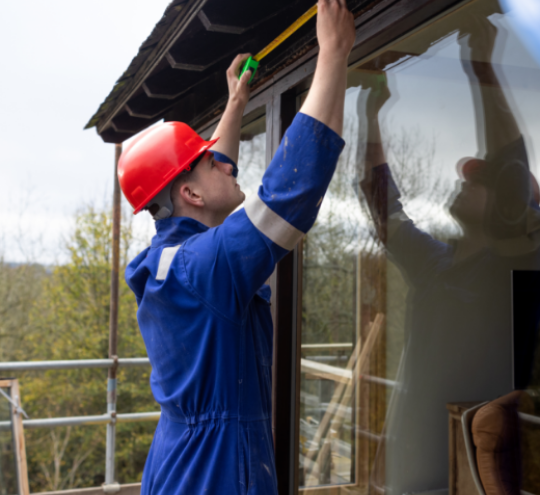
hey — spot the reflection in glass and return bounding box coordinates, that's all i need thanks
[237,113,266,202]
[0,387,18,495]
[298,1,540,493]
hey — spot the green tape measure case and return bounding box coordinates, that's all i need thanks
[239,57,259,84]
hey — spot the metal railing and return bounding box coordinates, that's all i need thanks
[0,411,160,432]
[0,349,399,434]
[0,343,398,492]
[1,344,394,428]
[0,358,150,373]
[0,358,158,434]
[0,356,155,492]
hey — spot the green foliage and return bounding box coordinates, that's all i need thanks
[0,262,46,362]
[3,206,155,492]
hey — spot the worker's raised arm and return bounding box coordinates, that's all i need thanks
[459,18,538,248]
[459,17,521,156]
[209,53,252,165]
[358,72,390,175]
[299,0,355,136]
[184,1,356,317]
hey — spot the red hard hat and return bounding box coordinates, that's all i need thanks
[118,122,218,214]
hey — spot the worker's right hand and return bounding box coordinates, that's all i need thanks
[226,53,251,109]
[317,0,355,59]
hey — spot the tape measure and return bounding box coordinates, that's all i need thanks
[239,4,318,83]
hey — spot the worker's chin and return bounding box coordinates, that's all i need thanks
[233,190,245,208]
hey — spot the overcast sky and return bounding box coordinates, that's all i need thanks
[0,0,171,264]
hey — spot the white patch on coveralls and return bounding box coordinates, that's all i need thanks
[244,194,303,251]
[156,245,182,280]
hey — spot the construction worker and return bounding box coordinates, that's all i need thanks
[119,1,355,493]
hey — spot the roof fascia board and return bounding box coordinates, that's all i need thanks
[97,0,208,135]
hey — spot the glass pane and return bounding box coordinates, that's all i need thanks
[0,387,19,495]
[298,0,540,493]
[236,109,266,201]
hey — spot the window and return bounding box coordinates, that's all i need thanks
[296,0,540,493]
[237,107,266,201]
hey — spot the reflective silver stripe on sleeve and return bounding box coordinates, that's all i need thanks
[244,194,304,250]
[156,245,182,280]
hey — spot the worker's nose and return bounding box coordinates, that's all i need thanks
[219,161,238,178]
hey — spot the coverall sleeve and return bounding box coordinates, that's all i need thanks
[361,163,450,286]
[183,112,345,319]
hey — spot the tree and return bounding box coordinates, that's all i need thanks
[0,261,46,362]
[14,205,155,492]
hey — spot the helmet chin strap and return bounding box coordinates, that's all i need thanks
[146,181,175,220]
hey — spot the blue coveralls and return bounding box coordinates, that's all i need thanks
[126,113,344,495]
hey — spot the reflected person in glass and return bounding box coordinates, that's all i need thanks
[357,15,540,495]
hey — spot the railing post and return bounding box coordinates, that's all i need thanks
[104,143,122,490]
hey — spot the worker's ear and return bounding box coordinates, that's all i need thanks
[179,183,204,208]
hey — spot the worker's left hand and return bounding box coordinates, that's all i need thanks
[226,53,251,108]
